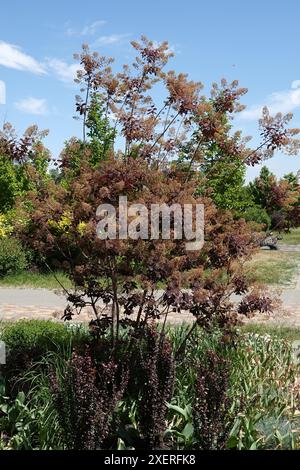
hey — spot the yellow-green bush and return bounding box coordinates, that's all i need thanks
[0,214,13,238]
[0,238,28,276]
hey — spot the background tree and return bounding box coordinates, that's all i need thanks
[0,123,50,213]
[249,166,300,231]
[199,152,250,212]
[249,166,275,213]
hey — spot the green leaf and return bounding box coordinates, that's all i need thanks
[167,403,189,420]
[181,422,194,439]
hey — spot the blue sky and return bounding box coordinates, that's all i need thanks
[0,0,300,181]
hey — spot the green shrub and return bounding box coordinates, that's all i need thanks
[0,320,86,352]
[242,205,271,229]
[0,238,28,277]
[0,320,89,393]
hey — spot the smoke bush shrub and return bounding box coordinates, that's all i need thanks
[17,37,297,351]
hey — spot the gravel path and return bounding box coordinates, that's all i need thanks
[0,244,300,325]
[278,244,300,253]
[0,287,194,323]
[0,287,298,325]
[0,288,66,308]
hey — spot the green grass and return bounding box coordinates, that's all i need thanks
[0,271,72,290]
[241,323,300,342]
[278,228,300,245]
[246,251,300,286]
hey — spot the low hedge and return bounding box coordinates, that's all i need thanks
[0,320,90,393]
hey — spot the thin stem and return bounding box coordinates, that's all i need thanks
[83,78,91,144]
[149,111,181,155]
[159,305,170,348]
[135,289,147,330]
[111,261,120,344]
[43,259,70,297]
[175,321,198,359]
[125,70,147,158]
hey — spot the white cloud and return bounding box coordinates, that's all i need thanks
[15,97,48,115]
[46,58,81,84]
[240,81,300,120]
[0,80,6,104]
[292,80,300,89]
[66,20,106,37]
[151,40,181,55]
[80,20,107,36]
[65,27,75,37]
[93,34,130,47]
[0,41,46,75]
